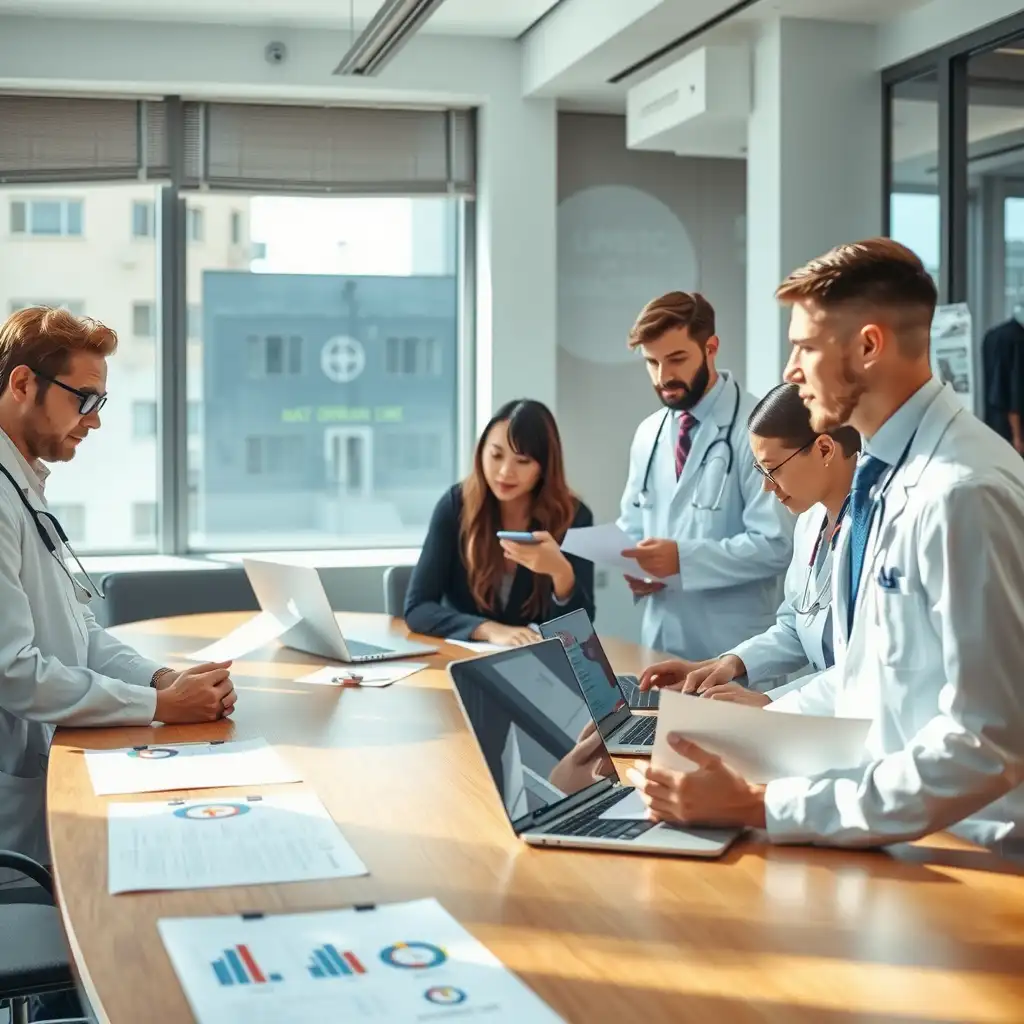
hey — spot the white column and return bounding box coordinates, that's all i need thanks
[474,94,558,428]
[745,18,882,397]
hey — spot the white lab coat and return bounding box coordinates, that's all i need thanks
[0,430,158,870]
[728,506,834,694]
[617,371,794,664]
[766,383,1024,848]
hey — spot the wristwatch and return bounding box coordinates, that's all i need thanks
[151,666,175,688]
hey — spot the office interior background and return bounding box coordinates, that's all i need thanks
[0,0,1021,640]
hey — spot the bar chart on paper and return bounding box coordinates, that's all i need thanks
[158,899,567,1023]
[210,944,283,987]
[307,945,366,979]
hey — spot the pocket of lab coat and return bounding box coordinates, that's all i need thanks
[874,587,929,671]
[0,767,49,868]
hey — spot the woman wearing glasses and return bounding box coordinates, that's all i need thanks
[638,382,859,705]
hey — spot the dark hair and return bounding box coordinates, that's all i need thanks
[460,399,577,619]
[628,291,716,349]
[748,383,860,458]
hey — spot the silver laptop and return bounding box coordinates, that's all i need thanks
[447,639,739,858]
[242,558,437,664]
[539,608,675,755]
[539,610,658,712]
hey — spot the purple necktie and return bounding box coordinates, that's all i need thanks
[675,411,696,480]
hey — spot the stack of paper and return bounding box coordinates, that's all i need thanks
[158,897,566,1024]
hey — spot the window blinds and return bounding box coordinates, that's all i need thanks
[0,95,475,195]
[194,103,475,195]
[0,95,165,183]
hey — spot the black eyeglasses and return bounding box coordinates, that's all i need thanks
[32,370,107,416]
[753,440,815,485]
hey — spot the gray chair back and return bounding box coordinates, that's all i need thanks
[383,564,414,618]
[95,566,260,628]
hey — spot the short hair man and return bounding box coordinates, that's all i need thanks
[631,240,1024,853]
[0,306,237,875]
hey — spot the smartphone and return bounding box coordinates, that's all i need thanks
[496,530,539,544]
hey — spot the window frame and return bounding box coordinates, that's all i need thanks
[0,98,476,556]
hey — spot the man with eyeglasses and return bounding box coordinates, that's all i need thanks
[0,306,237,886]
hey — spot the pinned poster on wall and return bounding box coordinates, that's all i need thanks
[931,303,975,411]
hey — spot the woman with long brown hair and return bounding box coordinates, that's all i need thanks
[404,399,594,645]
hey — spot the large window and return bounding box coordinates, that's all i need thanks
[1,184,163,553]
[0,96,472,555]
[888,73,940,284]
[884,10,1024,424]
[188,195,460,550]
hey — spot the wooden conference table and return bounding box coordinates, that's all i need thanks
[47,612,1024,1024]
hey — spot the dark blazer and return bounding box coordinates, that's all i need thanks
[404,484,596,640]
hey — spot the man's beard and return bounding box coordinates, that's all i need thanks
[24,419,72,463]
[808,352,865,432]
[656,356,711,412]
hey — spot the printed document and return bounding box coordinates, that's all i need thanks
[561,523,681,588]
[158,897,567,1024]
[652,690,871,783]
[85,737,302,796]
[108,791,367,894]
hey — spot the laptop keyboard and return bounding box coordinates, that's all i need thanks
[617,715,657,747]
[551,790,656,841]
[618,674,660,709]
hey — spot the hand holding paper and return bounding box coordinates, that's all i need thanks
[560,523,681,589]
[625,691,871,829]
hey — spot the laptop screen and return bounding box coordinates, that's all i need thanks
[449,639,617,831]
[538,609,632,738]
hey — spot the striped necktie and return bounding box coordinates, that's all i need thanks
[675,411,696,481]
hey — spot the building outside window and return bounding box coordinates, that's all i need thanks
[132,200,155,239]
[10,198,83,237]
[132,301,155,338]
[47,503,86,544]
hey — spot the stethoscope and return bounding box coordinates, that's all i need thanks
[791,496,850,618]
[633,378,741,512]
[0,461,104,602]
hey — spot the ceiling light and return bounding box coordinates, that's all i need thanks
[334,0,448,77]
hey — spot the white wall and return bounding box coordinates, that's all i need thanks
[0,14,558,439]
[746,19,882,396]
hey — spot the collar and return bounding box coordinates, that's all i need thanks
[673,370,727,425]
[0,427,49,499]
[862,376,943,467]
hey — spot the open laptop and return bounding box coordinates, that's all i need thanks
[447,639,739,858]
[538,611,658,712]
[242,558,437,663]
[539,608,665,755]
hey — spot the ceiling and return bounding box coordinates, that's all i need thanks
[0,0,563,36]
[535,0,936,114]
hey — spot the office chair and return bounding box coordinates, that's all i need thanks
[383,564,414,618]
[0,853,82,1024]
[95,566,260,627]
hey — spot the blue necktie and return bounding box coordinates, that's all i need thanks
[847,454,888,631]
